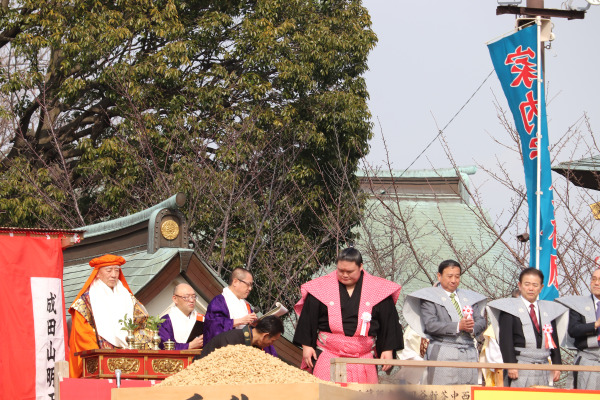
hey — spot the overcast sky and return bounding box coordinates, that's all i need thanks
[362,0,600,217]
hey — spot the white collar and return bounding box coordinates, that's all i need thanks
[444,289,457,297]
[222,287,250,328]
[520,295,538,310]
[168,305,197,343]
[444,289,461,309]
[89,279,134,347]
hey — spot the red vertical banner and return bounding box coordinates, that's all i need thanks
[0,235,66,400]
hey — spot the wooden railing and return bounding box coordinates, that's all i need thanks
[330,358,600,386]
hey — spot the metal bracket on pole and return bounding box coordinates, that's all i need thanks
[516,17,553,41]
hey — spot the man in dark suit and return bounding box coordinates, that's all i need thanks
[555,269,600,389]
[488,268,567,387]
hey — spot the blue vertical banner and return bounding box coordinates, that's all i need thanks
[488,25,559,300]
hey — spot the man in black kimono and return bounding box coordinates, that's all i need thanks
[293,248,403,383]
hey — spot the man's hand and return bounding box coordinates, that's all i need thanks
[594,317,600,330]
[380,350,393,373]
[189,335,203,349]
[553,370,560,382]
[233,313,257,327]
[458,317,474,333]
[508,368,559,382]
[302,345,317,369]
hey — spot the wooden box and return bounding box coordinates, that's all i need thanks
[76,349,201,380]
[111,383,366,400]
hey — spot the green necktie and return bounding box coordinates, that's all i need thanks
[450,293,463,318]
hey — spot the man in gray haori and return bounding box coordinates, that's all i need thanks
[487,267,567,387]
[555,268,600,390]
[403,260,487,385]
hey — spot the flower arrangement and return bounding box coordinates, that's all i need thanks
[118,314,138,331]
[146,315,165,331]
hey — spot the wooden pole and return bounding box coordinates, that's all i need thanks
[54,360,69,400]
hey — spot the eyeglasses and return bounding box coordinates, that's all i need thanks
[238,278,254,289]
[175,294,197,302]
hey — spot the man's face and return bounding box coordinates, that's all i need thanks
[336,260,362,287]
[518,273,543,303]
[97,265,120,289]
[173,286,197,316]
[231,273,253,299]
[256,332,281,349]
[590,270,600,299]
[437,266,461,293]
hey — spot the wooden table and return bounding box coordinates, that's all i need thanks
[76,349,201,380]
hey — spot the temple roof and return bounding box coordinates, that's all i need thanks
[60,194,300,364]
[354,166,517,310]
[61,193,225,313]
[82,193,186,238]
[552,155,600,191]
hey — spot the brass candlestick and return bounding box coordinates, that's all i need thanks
[164,340,175,350]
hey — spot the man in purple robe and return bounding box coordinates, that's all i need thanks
[204,267,277,356]
[158,283,204,350]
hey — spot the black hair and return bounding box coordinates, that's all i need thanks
[255,316,284,336]
[519,267,544,284]
[438,259,461,274]
[337,247,363,266]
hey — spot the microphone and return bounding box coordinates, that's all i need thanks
[115,369,121,388]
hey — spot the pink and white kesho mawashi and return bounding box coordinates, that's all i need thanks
[543,324,556,349]
[360,312,371,336]
[462,305,473,319]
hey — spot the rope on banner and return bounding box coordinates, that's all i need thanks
[399,69,495,177]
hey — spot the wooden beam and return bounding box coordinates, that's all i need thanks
[330,357,600,371]
[496,5,586,20]
[330,357,600,383]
